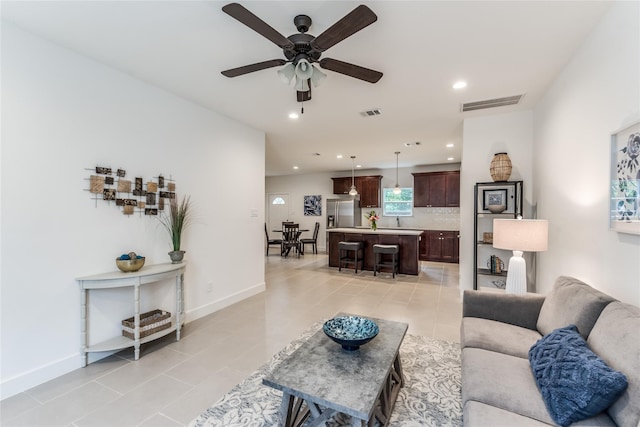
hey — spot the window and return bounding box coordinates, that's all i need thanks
[382,188,413,216]
[272,197,286,205]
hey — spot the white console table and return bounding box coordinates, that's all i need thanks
[76,262,186,367]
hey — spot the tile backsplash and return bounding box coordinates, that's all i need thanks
[375,207,460,231]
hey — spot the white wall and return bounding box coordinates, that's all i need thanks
[265,164,461,252]
[460,111,534,291]
[532,1,640,304]
[1,22,266,398]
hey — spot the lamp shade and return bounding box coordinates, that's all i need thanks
[493,219,548,252]
[295,59,313,80]
[310,65,326,87]
[277,63,295,84]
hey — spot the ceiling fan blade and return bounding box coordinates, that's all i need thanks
[221,59,286,77]
[310,5,377,52]
[222,3,294,50]
[319,58,383,83]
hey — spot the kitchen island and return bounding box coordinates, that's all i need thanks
[327,228,423,275]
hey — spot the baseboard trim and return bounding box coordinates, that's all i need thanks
[1,282,266,401]
[1,353,79,401]
[185,282,266,322]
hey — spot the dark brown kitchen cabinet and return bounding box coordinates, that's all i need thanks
[419,230,459,263]
[355,175,382,208]
[331,175,382,208]
[412,171,460,207]
[332,177,353,195]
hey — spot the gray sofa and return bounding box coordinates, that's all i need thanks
[460,276,640,426]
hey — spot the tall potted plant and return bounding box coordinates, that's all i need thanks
[159,195,192,263]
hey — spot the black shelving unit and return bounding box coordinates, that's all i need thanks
[473,181,523,290]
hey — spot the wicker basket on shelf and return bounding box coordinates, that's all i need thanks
[122,309,171,339]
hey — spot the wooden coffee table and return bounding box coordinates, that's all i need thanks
[263,315,408,427]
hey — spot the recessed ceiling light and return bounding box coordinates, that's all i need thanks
[289,112,299,119]
[453,81,467,90]
[337,154,343,159]
[446,143,454,148]
[356,164,362,168]
[447,157,454,161]
[293,166,299,170]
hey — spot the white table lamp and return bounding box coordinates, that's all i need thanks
[493,219,548,294]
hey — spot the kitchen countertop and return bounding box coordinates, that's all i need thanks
[327,227,423,236]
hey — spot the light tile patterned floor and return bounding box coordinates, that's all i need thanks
[1,255,462,427]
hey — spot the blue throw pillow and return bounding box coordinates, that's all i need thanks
[529,324,628,427]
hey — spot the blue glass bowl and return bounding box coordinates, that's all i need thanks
[323,316,379,351]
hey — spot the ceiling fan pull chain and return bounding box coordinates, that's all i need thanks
[301,99,304,115]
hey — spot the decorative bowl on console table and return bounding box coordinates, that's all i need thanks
[323,315,379,351]
[116,252,145,272]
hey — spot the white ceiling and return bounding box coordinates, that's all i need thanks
[1,1,611,176]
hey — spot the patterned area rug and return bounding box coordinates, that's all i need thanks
[189,322,462,427]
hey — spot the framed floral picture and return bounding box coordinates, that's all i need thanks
[610,120,640,234]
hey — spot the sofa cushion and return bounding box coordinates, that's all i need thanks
[529,325,628,427]
[462,347,555,424]
[537,276,615,338]
[587,302,640,427]
[461,317,542,358]
[462,290,546,330]
[462,400,616,427]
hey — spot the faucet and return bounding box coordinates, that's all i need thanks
[396,216,400,227]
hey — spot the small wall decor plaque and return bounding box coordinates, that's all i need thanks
[90,176,105,194]
[117,169,126,177]
[103,189,116,200]
[117,179,131,193]
[147,182,158,193]
[96,166,112,175]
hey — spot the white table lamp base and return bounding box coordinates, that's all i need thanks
[505,250,527,294]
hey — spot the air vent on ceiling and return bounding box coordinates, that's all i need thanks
[360,108,382,117]
[461,94,524,112]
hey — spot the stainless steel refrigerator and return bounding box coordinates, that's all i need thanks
[326,197,362,256]
[326,197,362,229]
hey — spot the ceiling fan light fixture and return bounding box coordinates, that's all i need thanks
[310,65,327,88]
[294,76,310,92]
[294,59,314,80]
[277,63,295,84]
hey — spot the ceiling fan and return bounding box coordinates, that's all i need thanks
[221,3,383,103]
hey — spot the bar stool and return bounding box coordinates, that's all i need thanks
[373,244,399,278]
[338,241,365,273]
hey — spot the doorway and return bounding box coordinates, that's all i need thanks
[267,193,290,233]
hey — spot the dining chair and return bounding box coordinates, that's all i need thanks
[265,223,282,256]
[300,222,320,255]
[281,223,301,258]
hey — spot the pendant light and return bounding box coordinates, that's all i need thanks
[393,151,402,194]
[349,156,358,196]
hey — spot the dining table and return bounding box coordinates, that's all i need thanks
[273,228,309,257]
